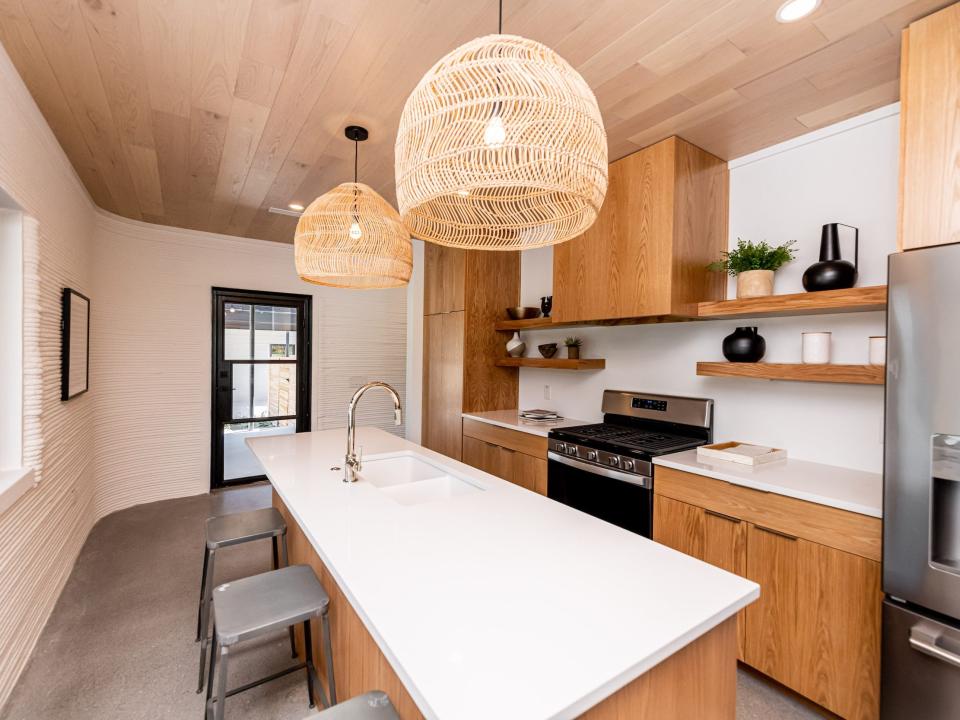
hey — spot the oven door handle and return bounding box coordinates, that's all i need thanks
[548,451,652,489]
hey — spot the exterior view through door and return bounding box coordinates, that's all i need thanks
[211,288,311,489]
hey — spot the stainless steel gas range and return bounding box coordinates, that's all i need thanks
[546,390,714,537]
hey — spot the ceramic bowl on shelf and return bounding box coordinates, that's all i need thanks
[538,343,558,359]
[506,306,541,320]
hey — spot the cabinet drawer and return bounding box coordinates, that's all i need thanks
[655,466,881,562]
[461,418,547,458]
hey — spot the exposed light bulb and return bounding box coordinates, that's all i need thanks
[483,114,506,148]
[456,188,470,197]
[349,221,362,240]
[775,0,820,23]
[288,202,305,211]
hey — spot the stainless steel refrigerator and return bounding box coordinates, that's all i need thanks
[882,242,960,718]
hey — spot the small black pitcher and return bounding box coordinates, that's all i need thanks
[802,223,859,292]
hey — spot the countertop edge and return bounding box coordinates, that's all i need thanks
[460,411,590,437]
[556,587,760,719]
[652,455,882,519]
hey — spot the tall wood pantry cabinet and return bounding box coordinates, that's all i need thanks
[421,243,519,461]
[552,135,728,323]
[899,2,960,250]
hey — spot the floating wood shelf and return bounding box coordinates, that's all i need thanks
[494,316,561,331]
[696,362,884,385]
[696,286,887,319]
[495,357,606,370]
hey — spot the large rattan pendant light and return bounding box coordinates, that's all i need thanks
[295,126,412,288]
[394,0,607,251]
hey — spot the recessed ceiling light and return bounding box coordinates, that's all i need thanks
[776,0,820,22]
[288,202,305,211]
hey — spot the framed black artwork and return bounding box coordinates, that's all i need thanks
[61,288,90,401]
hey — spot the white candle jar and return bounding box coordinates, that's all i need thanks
[802,332,831,364]
[869,336,886,365]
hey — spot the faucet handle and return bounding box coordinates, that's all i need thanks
[357,445,363,470]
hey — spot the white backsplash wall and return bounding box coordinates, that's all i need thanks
[518,106,900,473]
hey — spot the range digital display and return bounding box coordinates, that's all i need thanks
[633,398,667,412]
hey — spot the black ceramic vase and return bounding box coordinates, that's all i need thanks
[722,327,766,363]
[540,295,553,318]
[802,223,859,292]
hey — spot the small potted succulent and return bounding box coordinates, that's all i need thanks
[708,239,797,299]
[564,336,582,360]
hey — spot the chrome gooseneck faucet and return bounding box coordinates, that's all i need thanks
[344,381,402,483]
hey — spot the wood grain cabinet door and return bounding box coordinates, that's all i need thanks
[703,510,748,660]
[745,524,881,720]
[423,243,466,314]
[899,3,960,251]
[654,496,747,659]
[422,312,464,460]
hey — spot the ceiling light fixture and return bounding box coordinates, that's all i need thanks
[775,0,821,23]
[395,0,607,251]
[288,202,305,211]
[294,126,412,289]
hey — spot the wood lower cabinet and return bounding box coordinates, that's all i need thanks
[654,496,747,660]
[461,419,548,495]
[654,469,881,719]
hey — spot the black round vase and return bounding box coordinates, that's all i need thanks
[801,260,858,292]
[722,327,765,363]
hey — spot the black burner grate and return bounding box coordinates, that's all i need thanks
[558,423,701,454]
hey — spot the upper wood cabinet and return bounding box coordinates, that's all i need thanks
[423,244,466,314]
[421,246,519,461]
[552,136,728,323]
[899,3,960,250]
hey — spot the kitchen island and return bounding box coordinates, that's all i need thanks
[248,427,758,719]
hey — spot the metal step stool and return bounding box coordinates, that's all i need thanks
[204,564,337,720]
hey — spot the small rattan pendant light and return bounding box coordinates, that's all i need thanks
[394,0,607,251]
[295,126,412,288]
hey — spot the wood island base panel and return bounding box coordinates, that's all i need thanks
[274,491,739,720]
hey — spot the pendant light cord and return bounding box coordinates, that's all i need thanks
[353,139,358,184]
[498,0,503,33]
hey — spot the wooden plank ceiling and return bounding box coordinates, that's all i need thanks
[0,0,950,243]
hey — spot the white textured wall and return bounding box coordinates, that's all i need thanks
[517,108,900,473]
[91,213,409,517]
[0,44,97,709]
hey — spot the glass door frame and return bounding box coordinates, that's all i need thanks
[210,287,312,489]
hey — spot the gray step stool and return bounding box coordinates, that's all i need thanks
[205,564,337,720]
[309,691,399,719]
[197,506,295,691]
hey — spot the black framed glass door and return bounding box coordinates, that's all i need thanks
[211,288,311,489]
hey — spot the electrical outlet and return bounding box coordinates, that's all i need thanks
[543,384,551,400]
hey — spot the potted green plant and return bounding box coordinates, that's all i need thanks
[708,239,797,299]
[564,336,582,360]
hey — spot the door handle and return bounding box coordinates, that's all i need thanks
[754,524,797,541]
[910,625,960,669]
[705,509,741,524]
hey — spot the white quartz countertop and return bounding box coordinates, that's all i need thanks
[249,428,757,720]
[461,409,592,437]
[654,449,883,518]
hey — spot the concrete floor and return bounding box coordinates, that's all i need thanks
[1,493,827,719]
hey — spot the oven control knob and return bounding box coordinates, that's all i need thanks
[622,459,635,472]
[609,456,621,468]
[554,442,566,453]
[567,446,579,457]
[585,450,597,461]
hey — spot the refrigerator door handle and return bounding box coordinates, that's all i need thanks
[910,625,960,669]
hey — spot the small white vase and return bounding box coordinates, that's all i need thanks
[506,332,525,357]
[802,332,831,364]
[736,270,775,299]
